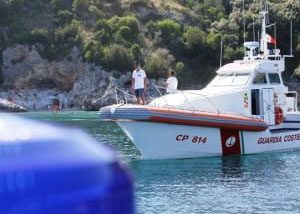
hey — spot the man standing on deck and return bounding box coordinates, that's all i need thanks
[165,71,178,94]
[132,64,147,105]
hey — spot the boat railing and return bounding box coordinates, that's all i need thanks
[114,87,136,104]
[152,85,171,107]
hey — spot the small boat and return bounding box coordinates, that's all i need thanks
[99,3,300,159]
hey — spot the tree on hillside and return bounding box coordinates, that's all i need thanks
[145,48,175,78]
[156,19,181,46]
[103,44,134,72]
[183,26,207,57]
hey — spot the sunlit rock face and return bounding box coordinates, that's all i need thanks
[2,44,84,91]
[0,44,161,110]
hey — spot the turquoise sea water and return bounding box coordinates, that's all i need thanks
[22,111,300,214]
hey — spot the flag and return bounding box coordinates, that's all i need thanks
[266,34,276,45]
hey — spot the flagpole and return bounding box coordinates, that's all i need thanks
[220,37,223,68]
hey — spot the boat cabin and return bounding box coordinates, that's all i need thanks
[207,55,297,126]
[149,8,297,127]
[150,46,297,127]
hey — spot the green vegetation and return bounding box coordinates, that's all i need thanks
[103,44,134,71]
[144,48,175,78]
[0,0,299,84]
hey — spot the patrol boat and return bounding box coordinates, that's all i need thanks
[99,6,300,159]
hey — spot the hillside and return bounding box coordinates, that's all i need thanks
[0,0,299,88]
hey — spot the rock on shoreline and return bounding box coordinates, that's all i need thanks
[0,98,27,112]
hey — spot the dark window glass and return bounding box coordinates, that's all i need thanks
[253,73,267,84]
[268,73,281,84]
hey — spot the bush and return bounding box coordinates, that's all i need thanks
[145,20,156,38]
[129,0,154,9]
[118,15,139,36]
[294,65,300,79]
[0,1,9,26]
[223,46,244,62]
[95,19,112,45]
[55,21,80,45]
[183,26,206,56]
[130,43,142,61]
[206,31,222,49]
[72,0,103,25]
[156,19,181,46]
[72,0,88,16]
[106,15,139,38]
[102,44,134,72]
[56,10,73,25]
[118,26,134,42]
[175,62,185,73]
[88,5,104,19]
[297,35,300,52]
[30,28,49,45]
[144,48,175,78]
[84,40,103,64]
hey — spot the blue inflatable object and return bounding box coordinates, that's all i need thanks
[0,114,134,214]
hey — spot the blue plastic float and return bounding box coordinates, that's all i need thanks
[0,114,134,214]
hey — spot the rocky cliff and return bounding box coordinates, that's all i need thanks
[0,44,162,111]
[0,44,134,110]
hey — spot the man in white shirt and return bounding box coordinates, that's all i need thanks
[166,71,178,94]
[132,64,147,105]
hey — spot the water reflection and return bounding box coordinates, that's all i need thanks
[131,153,300,214]
[221,156,244,179]
[131,156,244,184]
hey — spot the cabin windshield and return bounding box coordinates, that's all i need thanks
[209,73,251,86]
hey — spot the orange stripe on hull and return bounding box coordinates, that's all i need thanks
[149,116,266,131]
[146,106,263,124]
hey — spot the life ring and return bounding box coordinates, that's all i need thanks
[274,106,284,125]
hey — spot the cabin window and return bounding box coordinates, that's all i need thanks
[210,73,250,86]
[232,73,251,85]
[268,73,281,84]
[253,73,267,84]
[210,74,234,86]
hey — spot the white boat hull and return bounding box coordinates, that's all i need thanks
[116,121,300,159]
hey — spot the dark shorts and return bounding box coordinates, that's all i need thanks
[135,88,144,97]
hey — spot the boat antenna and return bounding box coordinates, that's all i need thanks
[266,3,270,25]
[243,0,246,55]
[260,1,268,56]
[252,17,256,41]
[220,36,223,68]
[290,20,293,56]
